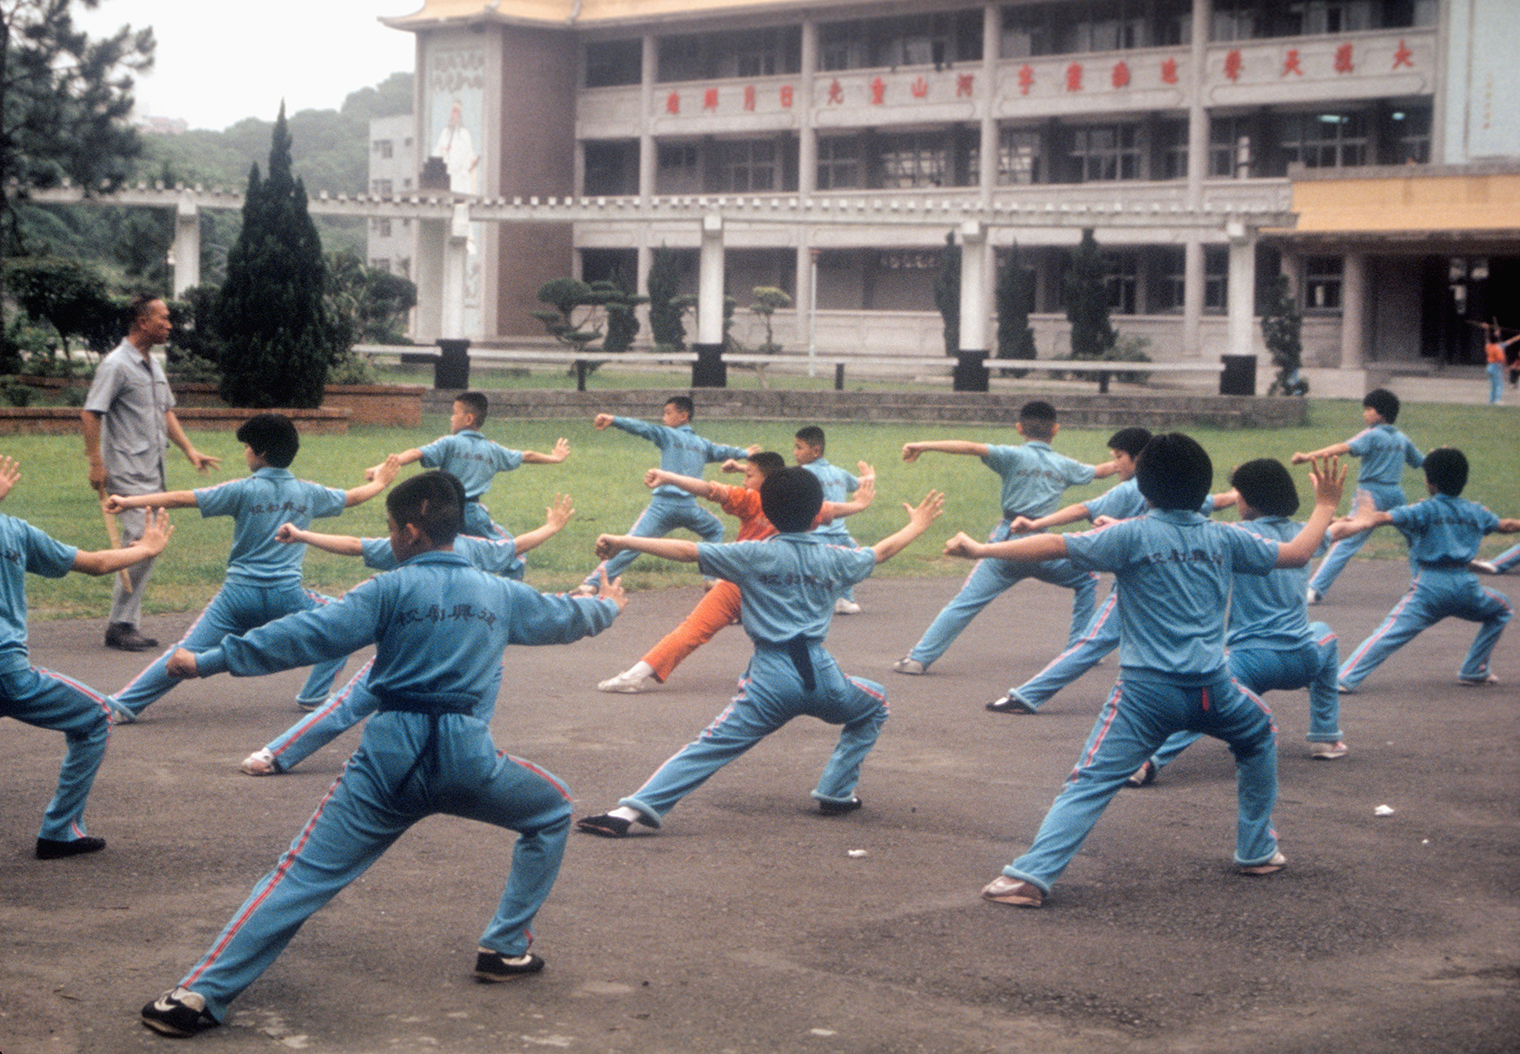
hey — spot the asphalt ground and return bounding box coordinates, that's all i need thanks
[2,559,1517,1054]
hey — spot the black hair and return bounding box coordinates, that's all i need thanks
[1230,459,1300,518]
[1135,433,1213,511]
[1423,447,1468,496]
[665,395,694,419]
[455,391,489,426]
[235,413,299,468]
[794,425,826,451]
[387,470,464,546]
[1018,400,1058,441]
[759,466,824,533]
[748,451,787,477]
[126,292,162,328]
[1363,388,1400,423]
[1106,427,1153,458]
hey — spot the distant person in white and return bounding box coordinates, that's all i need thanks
[435,100,478,194]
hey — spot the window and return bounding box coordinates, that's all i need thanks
[817,136,861,190]
[718,139,777,192]
[1156,119,1189,180]
[1382,104,1431,165]
[1069,123,1141,181]
[1002,0,1191,57]
[657,35,705,82]
[1210,116,1254,177]
[376,219,392,238]
[1305,256,1343,310]
[585,39,642,88]
[1280,111,1367,169]
[1290,0,1374,34]
[1107,253,1139,315]
[1204,246,1228,312]
[373,139,394,159]
[877,132,949,188]
[656,142,701,193]
[371,178,393,196]
[370,258,390,272]
[998,128,1042,185]
[1210,0,1422,40]
[819,11,980,71]
[659,28,800,81]
[584,140,639,196]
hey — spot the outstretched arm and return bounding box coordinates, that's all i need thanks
[644,468,718,501]
[825,466,876,519]
[1291,441,1352,464]
[1011,500,1092,534]
[944,529,1067,564]
[522,437,571,464]
[0,455,19,502]
[902,440,990,463]
[366,448,422,480]
[594,533,700,564]
[1277,457,1347,566]
[870,491,945,563]
[72,509,174,575]
[105,490,198,513]
[275,523,365,557]
[346,454,401,507]
[513,494,575,555]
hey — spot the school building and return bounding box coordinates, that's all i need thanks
[379,0,1520,396]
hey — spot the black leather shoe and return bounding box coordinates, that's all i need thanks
[36,836,106,859]
[105,624,158,651]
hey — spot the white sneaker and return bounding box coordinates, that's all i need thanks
[569,583,597,597]
[598,662,658,694]
[240,748,280,776]
[833,597,861,615]
[1306,586,1322,605]
[891,657,926,675]
[1310,741,1349,760]
[1470,560,1499,575]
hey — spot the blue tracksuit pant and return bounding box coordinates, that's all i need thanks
[1,664,111,842]
[908,521,1098,668]
[110,583,347,717]
[1149,625,1342,771]
[620,643,887,822]
[1003,671,1279,893]
[1308,482,1407,598]
[582,495,726,588]
[177,710,572,1021]
[1338,569,1512,690]
[1010,582,1121,709]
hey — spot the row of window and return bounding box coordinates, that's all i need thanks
[582,102,1430,195]
[584,1,1436,87]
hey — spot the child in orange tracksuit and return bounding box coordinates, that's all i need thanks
[595,452,874,693]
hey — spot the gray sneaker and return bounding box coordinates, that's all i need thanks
[891,657,926,675]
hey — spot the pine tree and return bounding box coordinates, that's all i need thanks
[995,241,1037,373]
[1261,273,1307,395]
[1065,228,1116,362]
[932,231,960,355]
[215,106,337,408]
[647,248,686,351]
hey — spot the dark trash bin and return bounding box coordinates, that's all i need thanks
[1219,354,1256,396]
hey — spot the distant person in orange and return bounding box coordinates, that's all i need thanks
[1483,322,1520,405]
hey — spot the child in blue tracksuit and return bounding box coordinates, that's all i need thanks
[238,494,575,776]
[794,424,869,613]
[139,472,623,1038]
[943,435,1344,907]
[577,395,753,592]
[892,401,1117,676]
[1136,458,1349,786]
[369,390,570,542]
[1334,448,1518,693]
[0,456,173,859]
[575,469,942,837]
[104,415,398,722]
[1292,388,1424,603]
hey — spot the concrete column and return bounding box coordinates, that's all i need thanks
[414,216,446,341]
[442,201,471,338]
[1183,239,1205,357]
[1340,252,1366,369]
[171,197,201,297]
[796,18,818,347]
[639,32,657,200]
[693,213,727,386]
[955,220,990,392]
[1225,221,1256,359]
[980,2,999,203]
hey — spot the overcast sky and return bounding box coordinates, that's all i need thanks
[76,1,419,131]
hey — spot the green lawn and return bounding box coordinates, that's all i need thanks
[10,396,1516,619]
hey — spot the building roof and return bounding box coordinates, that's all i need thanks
[1284,166,1520,243]
[383,0,849,31]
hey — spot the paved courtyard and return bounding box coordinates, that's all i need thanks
[3,561,1517,1054]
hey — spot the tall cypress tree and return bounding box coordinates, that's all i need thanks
[995,241,1037,368]
[932,231,960,355]
[1065,228,1116,362]
[215,105,335,408]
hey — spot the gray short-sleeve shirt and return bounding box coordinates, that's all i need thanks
[84,338,176,493]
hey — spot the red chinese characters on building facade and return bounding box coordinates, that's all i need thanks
[956,73,974,97]
[1393,39,1414,69]
[1018,63,1035,95]
[703,87,719,110]
[1111,61,1130,89]
[1223,49,1243,81]
[910,75,929,99]
[665,91,680,114]
[780,84,794,107]
[1334,42,1355,73]
[870,76,886,104]
[743,85,756,111]
[1283,49,1303,76]
[1160,57,1178,84]
[827,79,844,104]
[1065,62,1083,91]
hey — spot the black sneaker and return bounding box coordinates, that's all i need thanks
[817,796,862,816]
[141,987,220,1036]
[474,949,545,983]
[105,623,159,651]
[36,836,106,859]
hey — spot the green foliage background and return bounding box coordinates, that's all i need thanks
[8,399,1517,620]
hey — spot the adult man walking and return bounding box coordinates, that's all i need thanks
[82,294,220,651]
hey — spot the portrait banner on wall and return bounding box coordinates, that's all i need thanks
[424,37,486,336]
